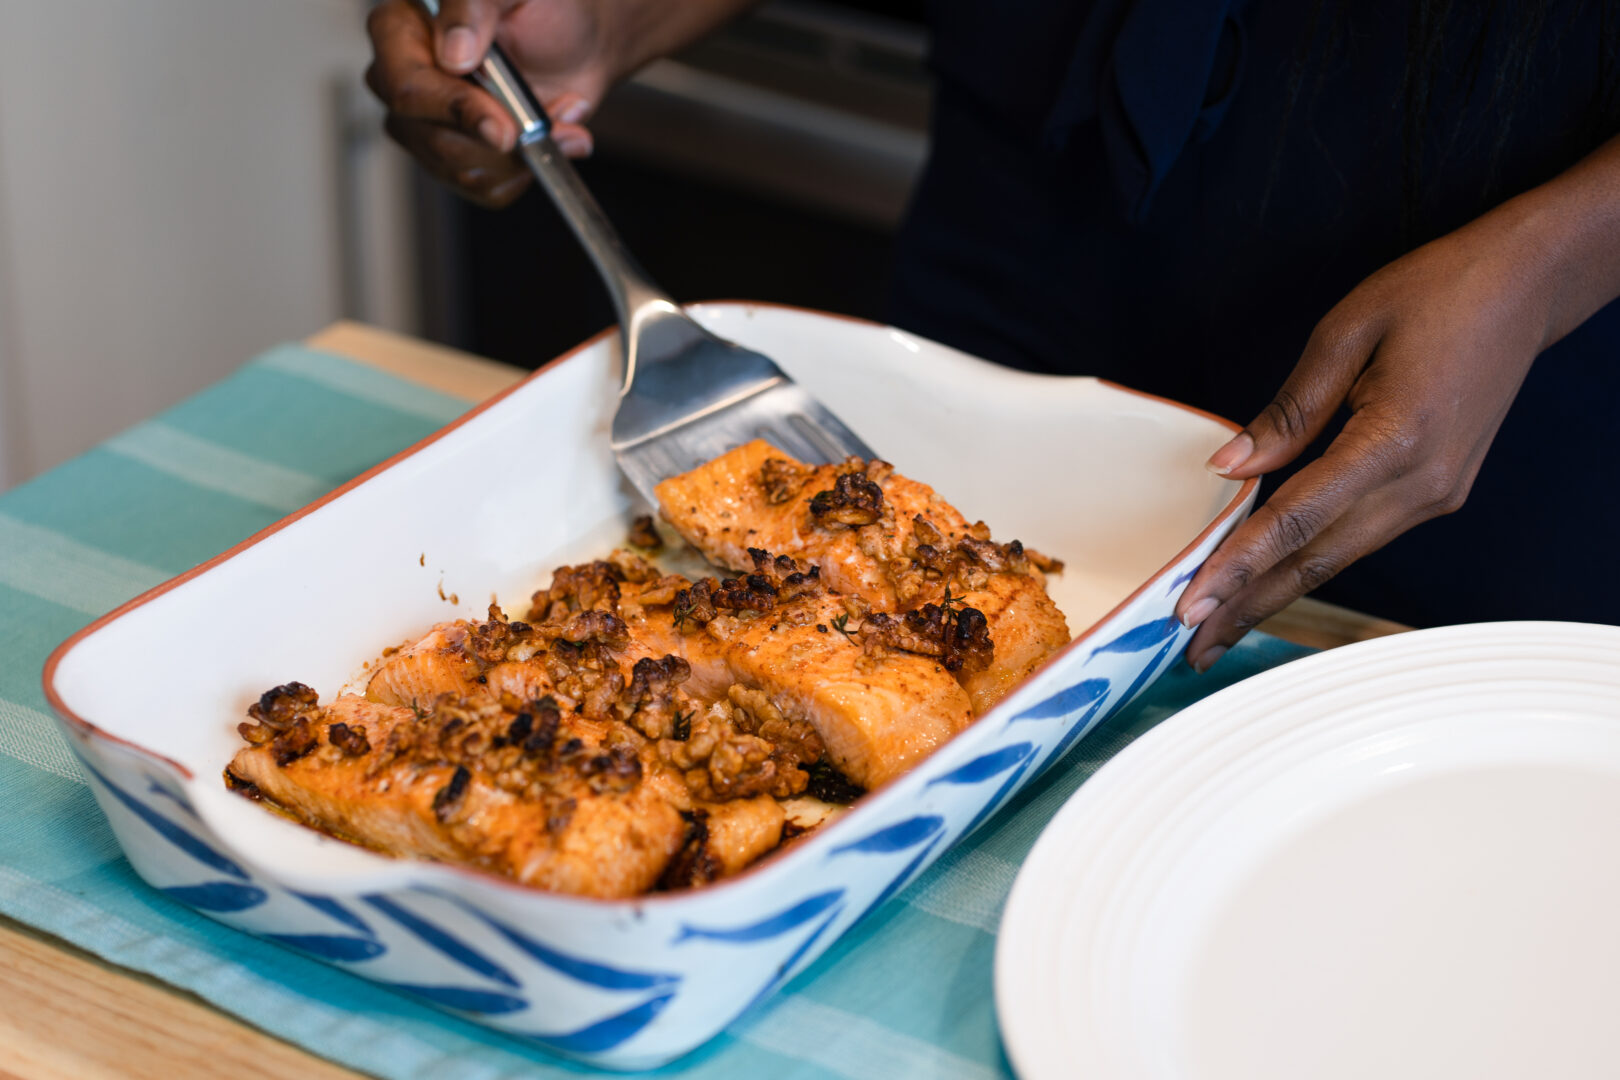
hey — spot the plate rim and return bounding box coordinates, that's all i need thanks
[994,618,1620,1080]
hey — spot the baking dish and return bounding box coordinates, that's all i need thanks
[44,303,1255,1069]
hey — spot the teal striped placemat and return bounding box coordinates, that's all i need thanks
[0,342,1311,1079]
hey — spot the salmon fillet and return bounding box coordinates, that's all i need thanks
[655,442,1071,714]
[628,553,976,790]
[226,687,685,898]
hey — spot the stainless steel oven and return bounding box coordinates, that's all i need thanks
[413,0,932,367]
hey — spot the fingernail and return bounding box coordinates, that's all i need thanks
[1192,645,1228,674]
[1206,432,1254,476]
[477,117,508,151]
[442,26,479,71]
[557,98,592,124]
[1180,596,1219,628]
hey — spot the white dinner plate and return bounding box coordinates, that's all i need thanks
[997,621,1620,1080]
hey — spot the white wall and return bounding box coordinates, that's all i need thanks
[0,0,419,488]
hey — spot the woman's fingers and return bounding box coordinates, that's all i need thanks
[1207,306,1384,479]
[384,115,531,206]
[1182,483,1429,671]
[366,0,515,151]
[434,0,502,74]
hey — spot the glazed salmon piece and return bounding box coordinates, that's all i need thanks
[365,623,483,708]
[639,556,977,791]
[226,688,685,898]
[952,573,1073,715]
[654,439,975,609]
[657,443,1071,714]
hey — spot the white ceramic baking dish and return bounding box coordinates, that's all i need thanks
[44,303,1254,1069]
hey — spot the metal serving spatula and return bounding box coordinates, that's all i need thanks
[422,6,875,503]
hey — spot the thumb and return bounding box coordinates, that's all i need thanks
[1208,311,1381,479]
[435,0,502,74]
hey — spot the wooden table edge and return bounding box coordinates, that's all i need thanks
[2,320,1412,1080]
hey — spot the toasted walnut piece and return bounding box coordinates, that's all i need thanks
[528,561,623,623]
[559,609,631,649]
[728,685,821,782]
[465,603,537,665]
[628,573,688,610]
[327,722,371,757]
[859,602,995,675]
[759,457,814,504]
[659,703,793,801]
[626,515,663,551]
[809,471,885,528]
[580,743,644,793]
[246,682,319,732]
[270,718,319,766]
[619,654,693,739]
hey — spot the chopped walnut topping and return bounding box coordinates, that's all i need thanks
[624,573,689,612]
[617,655,693,739]
[527,561,623,623]
[658,693,810,801]
[859,602,995,675]
[327,722,371,757]
[626,515,663,551]
[727,685,822,774]
[606,548,660,584]
[760,457,814,504]
[672,550,825,630]
[542,639,625,720]
[809,471,885,528]
[237,683,323,764]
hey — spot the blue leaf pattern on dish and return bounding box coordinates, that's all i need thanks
[291,892,375,937]
[925,744,1032,787]
[851,835,944,927]
[955,749,1037,842]
[674,889,843,945]
[1035,679,1119,774]
[145,778,196,816]
[1007,677,1110,725]
[384,983,528,1015]
[734,903,847,1019]
[452,902,679,991]
[1100,635,1181,723]
[829,815,944,856]
[1165,562,1202,594]
[160,882,267,912]
[264,933,387,962]
[1088,615,1181,659]
[83,761,249,880]
[364,894,519,988]
[532,991,678,1054]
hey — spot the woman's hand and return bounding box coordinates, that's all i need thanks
[365,0,611,208]
[1173,195,1572,671]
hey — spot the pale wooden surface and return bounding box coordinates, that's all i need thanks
[0,322,1412,1080]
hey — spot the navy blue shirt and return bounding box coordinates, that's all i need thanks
[891,0,1620,628]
